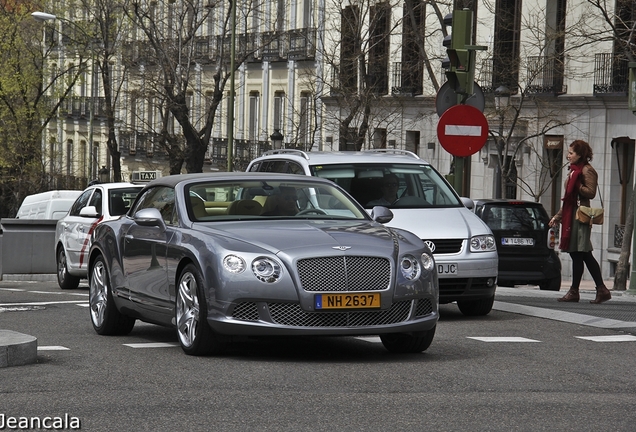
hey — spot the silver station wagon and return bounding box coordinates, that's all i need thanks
[87,173,439,355]
[248,150,498,316]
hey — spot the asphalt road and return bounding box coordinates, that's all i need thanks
[1,280,636,431]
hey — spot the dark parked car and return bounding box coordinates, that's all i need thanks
[473,199,561,291]
[88,173,438,355]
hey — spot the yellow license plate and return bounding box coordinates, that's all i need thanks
[314,293,381,310]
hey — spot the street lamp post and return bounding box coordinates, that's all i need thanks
[494,85,510,199]
[32,11,97,183]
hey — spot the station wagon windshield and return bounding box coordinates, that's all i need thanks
[309,163,462,209]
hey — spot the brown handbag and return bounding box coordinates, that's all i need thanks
[575,189,604,226]
[576,206,604,225]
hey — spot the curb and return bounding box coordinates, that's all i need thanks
[0,330,37,368]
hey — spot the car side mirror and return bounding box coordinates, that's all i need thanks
[133,208,166,230]
[79,206,100,218]
[370,206,393,224]
[460,197,474,209]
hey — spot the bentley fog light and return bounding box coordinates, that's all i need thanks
[223,255,246,273]
[400,255,421,280]
[252,257,282,283]
[470,235,496,252]
[420,252,434,272]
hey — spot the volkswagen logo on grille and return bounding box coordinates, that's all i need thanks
[424,240,436,252]
[332,246,351,251]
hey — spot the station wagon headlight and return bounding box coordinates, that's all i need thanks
[421,252,434,272]
[252,257,282,283]
[470,235,496,252]
[400,255,421,280]
[223,255,246,273]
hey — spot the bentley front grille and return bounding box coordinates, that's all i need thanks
[296,256,391,292]
[267,300,412,327]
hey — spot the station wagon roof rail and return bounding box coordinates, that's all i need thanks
[361,149,421,159]
[262,149,310,159]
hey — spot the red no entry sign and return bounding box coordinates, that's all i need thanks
[436,104,489,157]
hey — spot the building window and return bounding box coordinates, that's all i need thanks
[66,140,73,177]
[273,92,284,133]
[249,92,260,142]
[368,3,389,95]
[80,140,87,179]
[299,92,311,147]
[373,129,387,149]
[493,0,522,92]
[400,0,425,95]
[340,5,360,91]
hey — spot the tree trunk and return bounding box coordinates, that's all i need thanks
[613,187,635,290]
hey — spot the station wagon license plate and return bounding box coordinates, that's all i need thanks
[314,293,381,310]
[502,237,534,246]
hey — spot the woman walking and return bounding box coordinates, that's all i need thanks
[548,139,611,304]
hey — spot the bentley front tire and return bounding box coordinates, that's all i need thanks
[176,264,225,356]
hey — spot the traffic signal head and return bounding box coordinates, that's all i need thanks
[442,9,476,99]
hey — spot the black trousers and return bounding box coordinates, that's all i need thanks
[569,251,604,289]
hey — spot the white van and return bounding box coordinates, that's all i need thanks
[16,190,83,220]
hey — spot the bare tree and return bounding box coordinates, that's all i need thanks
[0,3,87,216]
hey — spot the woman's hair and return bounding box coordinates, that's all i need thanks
[570,139,593,162]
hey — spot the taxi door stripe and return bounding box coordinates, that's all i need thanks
[78,215,104,268]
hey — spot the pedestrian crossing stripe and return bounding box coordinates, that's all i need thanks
[575,335,636,342]
[467,337,540,342]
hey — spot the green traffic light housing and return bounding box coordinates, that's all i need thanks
[442,9,487,103]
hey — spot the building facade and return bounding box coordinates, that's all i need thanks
[42,0,635,281]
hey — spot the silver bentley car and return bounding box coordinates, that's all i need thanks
[87,173,439,355]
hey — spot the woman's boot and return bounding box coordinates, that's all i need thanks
[590,285,611,304]
[557,288,580,302]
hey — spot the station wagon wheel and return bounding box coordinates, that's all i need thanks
[89,255,135,335]
[457,295,495,316]
[380,326,436,353]
[175,264,224,356]
[57,247,80,290]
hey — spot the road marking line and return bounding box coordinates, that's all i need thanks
[76,303,90,307]
[467,337,540,342]
[38,346,70,351]
[575,335,636,342]
[30,290,88,297]
[123,342,180,348]
[0,301,89,306]
[493,301,636,329]
[0,288,25,292]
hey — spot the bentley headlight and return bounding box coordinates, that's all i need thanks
[420,252,434,272]
[400,255,422,281]
[223,255,246,273]
[252,257,282,283]
[470,235,496,252]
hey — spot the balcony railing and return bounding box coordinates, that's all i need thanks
[119,130,167,158]
[211,138,270,170]
[526,56,566,95]
[391,62,419,96]
[594,53,629,95]
[288,28,316,60]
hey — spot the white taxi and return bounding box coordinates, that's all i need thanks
[54,182,143,289]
